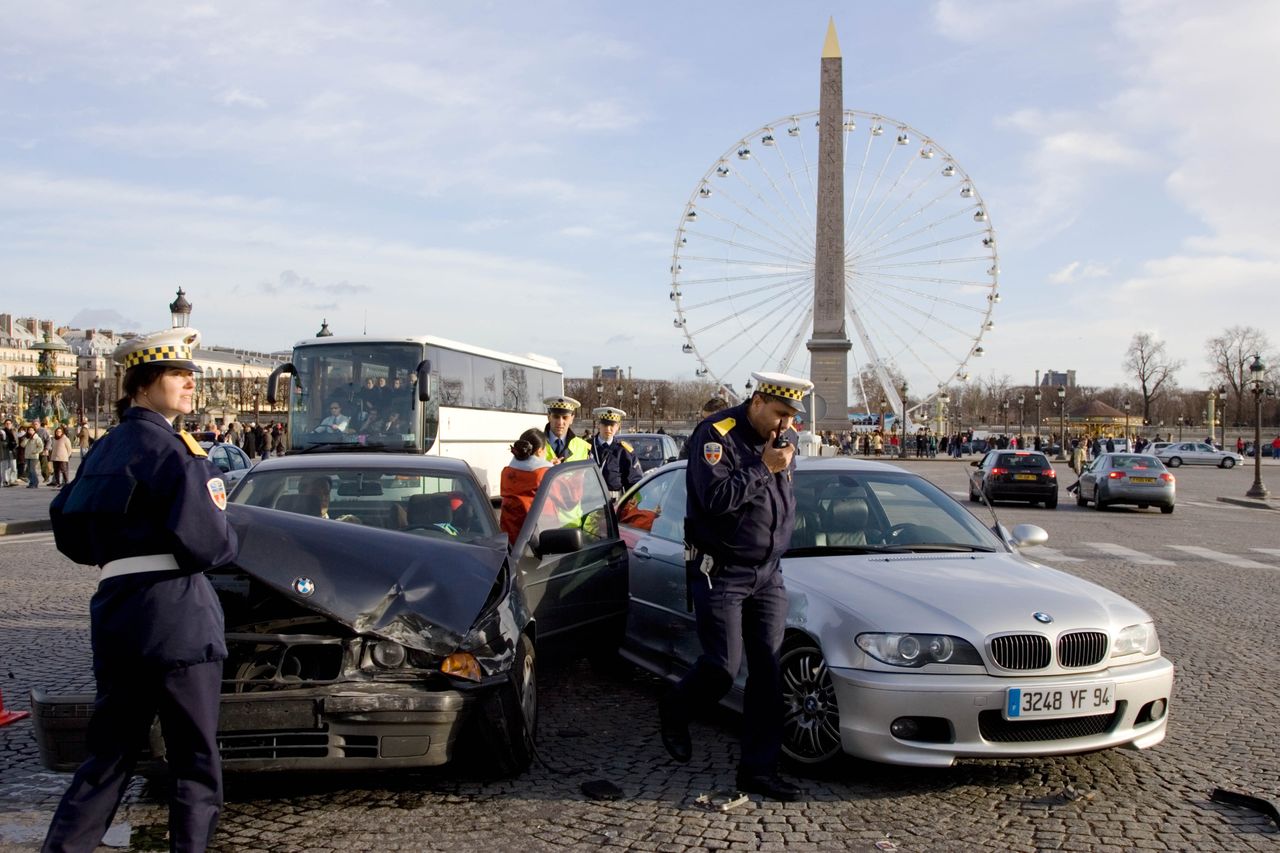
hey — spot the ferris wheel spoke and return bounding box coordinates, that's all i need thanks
[756,148,817,241]
[847,151,922,256]
[849,272,992,324]
[677,270,812,287]
[700,289,811,369]
[776,307,815,374]
[692,198,815,265]
[768,131,813,226]
[680,254,812,271]
[852,227,988,267]
[679,274,813,312]
[849,294,953,391]
[850,276,982,342]
[845,121,877,229]
[847,175,957,258]
[687,280,809,338]
[717,296,811,383]
[854,282,972,371]
[867,272,996,291]
[847,138,899,244]
[684,227,814,266]
[792,126,819,212]
[860,255,994,271]
[720,173,817,259]
[851,201,978,260]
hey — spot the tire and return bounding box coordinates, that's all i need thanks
[1045,495,1058,509]
[779,641,842,767]
[1167,457,1182,468]
[1076,491,1087,507]
[1094,489,1108,511]
[1160,504,1175,514]
[1221,457,1235,469]
[474,632,537,777]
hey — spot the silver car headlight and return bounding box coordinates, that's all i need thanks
[1112,622,1160,657]
[856,633,983,668]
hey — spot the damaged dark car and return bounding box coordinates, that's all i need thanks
[32,456,627,777]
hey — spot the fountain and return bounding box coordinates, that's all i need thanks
[11,332,76,424]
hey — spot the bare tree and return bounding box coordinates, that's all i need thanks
[1123,332,1183,424]
[1204,326,1275,425]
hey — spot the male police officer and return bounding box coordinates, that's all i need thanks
[590,406,644,498]
[658,371,812,801]
[543,395,591,464]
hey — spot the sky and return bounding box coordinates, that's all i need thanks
[2,0,1277,401]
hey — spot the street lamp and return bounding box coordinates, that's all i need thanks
[1246,355,1269,499]
[899,381,909,458]
[632,388,639,430]
[1001,398,1010,441]
[92,377,101,438]
[1033,389,1042,444]
[1123,399,1131,446]
[1056,386,1067,460]
[938,392,950,439]
[1218,385,1227,449]
[879,395,886,433]
[1017,394,1025,442]
[650,393,657,432]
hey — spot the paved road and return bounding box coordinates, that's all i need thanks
[0,459,1277,851]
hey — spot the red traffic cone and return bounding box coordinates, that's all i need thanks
[0,684,30,726]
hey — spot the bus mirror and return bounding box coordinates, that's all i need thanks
[266,363,296,406]
[416,360,432,402]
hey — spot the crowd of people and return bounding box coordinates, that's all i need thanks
[196,419,287,460]
[0,416,83,488]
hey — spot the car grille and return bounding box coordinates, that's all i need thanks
[1057,631,1108,667]
[979,706,1122,742]
[218,730,379,761]
[989,634,1052,670]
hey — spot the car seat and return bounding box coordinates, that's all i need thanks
[407,493,453,527]
[823,496,870,546]
[273,492,324,517]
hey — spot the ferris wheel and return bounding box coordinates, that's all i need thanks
[671,109,998,422]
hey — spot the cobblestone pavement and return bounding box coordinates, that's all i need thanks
[0,462,1277,851]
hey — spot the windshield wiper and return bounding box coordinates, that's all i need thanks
[294,441,398,454]
[894,543,998,553]
[785,544,913,557]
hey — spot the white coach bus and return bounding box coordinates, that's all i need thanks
[268,335,562,494]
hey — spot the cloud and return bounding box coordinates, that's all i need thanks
[253,270,372,297]
[1048,260,1111,285]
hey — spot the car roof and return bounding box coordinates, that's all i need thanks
[243,453,476,475]
[640,455,909,476]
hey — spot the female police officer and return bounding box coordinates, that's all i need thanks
[44,327,237,853]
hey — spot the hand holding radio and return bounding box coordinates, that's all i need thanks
[762,429,794,474]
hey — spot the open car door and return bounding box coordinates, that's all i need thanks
[509,460,628,644]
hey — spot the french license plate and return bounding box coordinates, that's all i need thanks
[1013,473,1037,481]
[1130,477,1156,483]
[1005,682,1115,720]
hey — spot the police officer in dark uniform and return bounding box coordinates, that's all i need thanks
[44,327,238,853]
[657,371,811,801]
[589,406,644,499]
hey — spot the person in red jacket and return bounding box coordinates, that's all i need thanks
[499,428,553,544]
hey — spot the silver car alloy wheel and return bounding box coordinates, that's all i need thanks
[780,643,842,764]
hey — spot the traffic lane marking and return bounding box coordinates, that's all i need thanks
[0,532,55,546]
[1021,546,1085,563]
[1083,542,1175,565]
[1166,545,1274,569]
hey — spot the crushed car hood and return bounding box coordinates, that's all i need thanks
[226,504,507,656]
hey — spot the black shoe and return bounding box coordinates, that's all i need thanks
[735,771,801,802]
[657,690,691,763]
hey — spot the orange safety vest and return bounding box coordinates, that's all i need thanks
[500,464,550,544]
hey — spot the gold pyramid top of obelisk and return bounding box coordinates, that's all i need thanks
[822,18,841,58]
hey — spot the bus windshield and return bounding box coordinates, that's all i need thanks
[291,342,424,452]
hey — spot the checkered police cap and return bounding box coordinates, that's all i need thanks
[750,371,813,412]
[113,327,203,373]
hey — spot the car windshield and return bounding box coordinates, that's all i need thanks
[1108,454,1164,470]
[789,470,1002,555]
[231,467,497,544]
[623,436,666,462]
[996,453,1048,468]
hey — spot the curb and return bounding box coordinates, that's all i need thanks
[0,519,53,535]
[1215,496,1279,512]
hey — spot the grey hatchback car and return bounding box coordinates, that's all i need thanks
[1076,453,1175,513]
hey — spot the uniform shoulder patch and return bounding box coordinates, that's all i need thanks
[178,430,208,457]
[207,477,227,511]
[620,441,634,452]
[711,417,736,436]
[703,442,724,465]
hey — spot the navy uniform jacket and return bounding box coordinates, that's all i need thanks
[50,407,238,673]
[591,438,644,492]
[684,402,798,566]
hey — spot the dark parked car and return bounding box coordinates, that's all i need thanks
[969,450,1059,508]
[617,432,680,472]
[31,456,628,777]
[199,440,254,488]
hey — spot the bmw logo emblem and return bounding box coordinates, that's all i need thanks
[292,577,316,597]
[1033,611,1053,624]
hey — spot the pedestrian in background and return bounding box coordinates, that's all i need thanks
[0,418,16,486]
[77,424,91,459]
[37,418,53,484]
[21,425,43,488]
[49,425,72,487]
[43,326,237,853]
[658,371,811,802]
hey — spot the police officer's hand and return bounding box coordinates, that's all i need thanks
[761,430,795,474]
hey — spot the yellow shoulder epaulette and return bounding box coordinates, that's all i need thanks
[178,430,208,458]
[620,440,634,452]
[712,417,736,436]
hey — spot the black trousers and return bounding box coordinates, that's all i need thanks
[673,559,787,774]
[43,660,223,853]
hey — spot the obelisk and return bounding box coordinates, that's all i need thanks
[807,19,853,432]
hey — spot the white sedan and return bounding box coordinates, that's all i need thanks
[1154,441,1244,468]
[617,457,1173,767]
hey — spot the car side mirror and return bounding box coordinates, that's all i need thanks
[536,528,583,556]
[666,456,678,464]
[970,460,980,467]
[1009,524,1048,549]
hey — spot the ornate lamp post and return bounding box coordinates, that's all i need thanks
[938,392,950,438]
[879,395,886,434]
[92,377,101,437]
[1017,394,1025,441]
[650,393,657,432]
[1246,355,1269,499]
[1123,399,1131,447]
[633,387,640,431]
[1033,389,1042,443]
[595,380,603,412]
[169,288,192,328]
[1001,399,1010,441]
[1056,386,1067,460]
[1218,385,1227,449]
[899,381,909,458]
